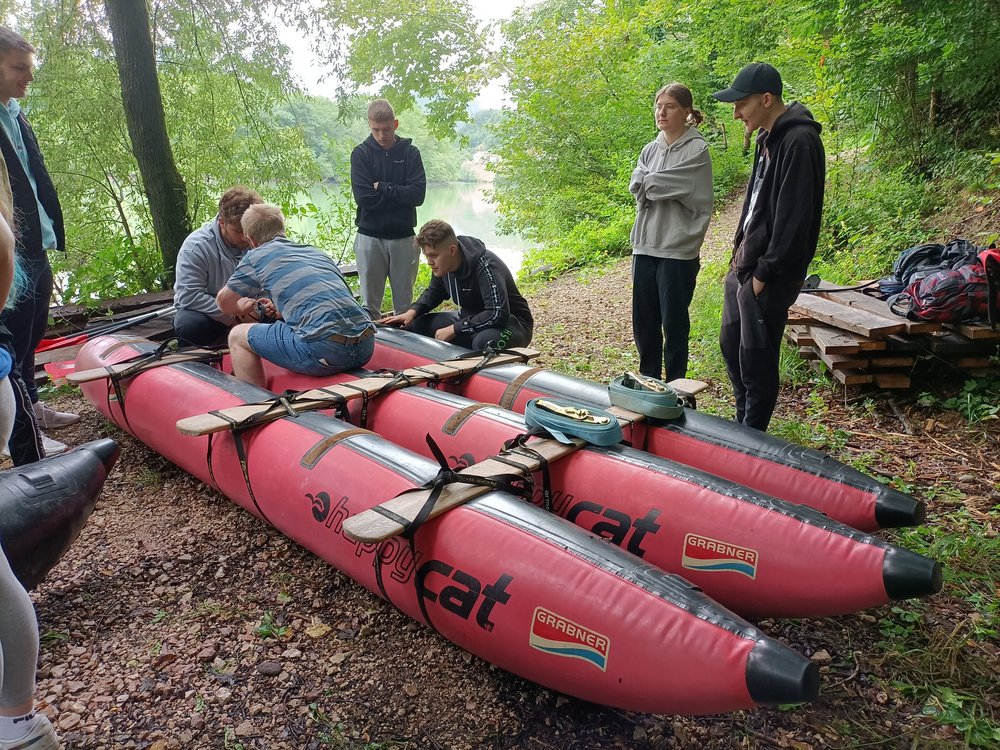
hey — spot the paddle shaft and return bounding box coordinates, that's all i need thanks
[37,305,176,353]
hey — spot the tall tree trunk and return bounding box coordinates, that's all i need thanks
[105,0,190,288]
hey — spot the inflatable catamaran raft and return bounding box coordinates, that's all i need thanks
[74,335,820,715]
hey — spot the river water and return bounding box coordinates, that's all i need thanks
[294,182,530,276]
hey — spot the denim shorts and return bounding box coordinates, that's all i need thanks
[247,321,375,376]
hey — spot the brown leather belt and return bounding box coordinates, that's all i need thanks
[327,326,376,345]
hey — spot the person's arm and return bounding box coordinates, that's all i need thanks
[376,146,427,207]
[641,143,712,211]
[629,149,648,201]
[455,258,510,335]
[350,147,387,209]
[754,136,824,284]
[408,273,449,317]
[216,286,258,319]
[174,244,232,324]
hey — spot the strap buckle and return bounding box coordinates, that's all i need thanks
[626,371,669,393]
[535,398,610,425]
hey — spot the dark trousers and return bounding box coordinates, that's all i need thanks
[6,366,43,464]
[719,270,802,432]
[407,312,533,350]
[632,255,700,381]
[173,308,230,348]
[0,254,53,404]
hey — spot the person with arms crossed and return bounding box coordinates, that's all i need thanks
[173,186,263,347]
[712,63,825,432]
[0,27,76,459]
[630,82,713,381]
[350,99,426,317]
[216,204,375,387]
[381,219,533,350]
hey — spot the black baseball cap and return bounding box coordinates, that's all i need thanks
[711,63,783,102]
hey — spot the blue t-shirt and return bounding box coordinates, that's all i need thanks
[227,236,373,341]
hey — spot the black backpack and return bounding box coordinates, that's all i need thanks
[878,239,981,296]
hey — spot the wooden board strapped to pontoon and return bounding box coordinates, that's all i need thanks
[175,348,541,436]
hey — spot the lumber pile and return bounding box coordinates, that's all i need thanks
[787,285,1000,389]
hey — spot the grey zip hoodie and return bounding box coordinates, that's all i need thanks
[629,127,713,260]
[173,218,246,323]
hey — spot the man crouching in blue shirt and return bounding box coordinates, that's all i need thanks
[380,219,533,350]
[216,204,375,387]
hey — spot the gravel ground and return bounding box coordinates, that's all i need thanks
[10,198,999,749]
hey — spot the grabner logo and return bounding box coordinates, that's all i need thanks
[529,607,610,671]
[682,533,758,579]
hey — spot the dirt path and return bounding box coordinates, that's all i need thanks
[13,197,998,749]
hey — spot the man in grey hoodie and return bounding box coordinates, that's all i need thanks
[173,186,263,347]
[712,63,825,432]
[630,82,714,382]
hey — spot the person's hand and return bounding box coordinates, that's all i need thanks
[379,310,416,328]
[752,277,765,297]
[435,325,457,342]
[257,298,277,321]
[235,296,258,318]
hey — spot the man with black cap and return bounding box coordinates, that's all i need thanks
[712,63,825,432]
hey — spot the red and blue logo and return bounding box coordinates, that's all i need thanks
[682,533,759,579]
[529,607,610,671]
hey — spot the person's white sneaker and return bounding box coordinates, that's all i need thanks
[0,712,62,750]
[41,433,67,457]
[32,402,80,430]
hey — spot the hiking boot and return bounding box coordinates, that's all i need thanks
[32,402,80,430]
[0,712,62,750]
[41,433,67,457]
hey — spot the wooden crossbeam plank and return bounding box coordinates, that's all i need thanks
[792,294,906,338]
[342,402,648,544]
[176,349,541,436]
[867,355,916,369]
[69,349,228,383]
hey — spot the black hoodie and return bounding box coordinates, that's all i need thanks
[732,102,825,284]
[350,134,426,239]
[410,236,533,336]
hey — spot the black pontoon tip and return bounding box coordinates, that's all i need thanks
[874,488,925,528]
[81,438,121,473]
[883,546,943,600]
[746,640,820,705]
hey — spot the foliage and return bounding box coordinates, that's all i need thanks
[14,0,319,302]
[285,0,490,135]
[917,378,1000,424]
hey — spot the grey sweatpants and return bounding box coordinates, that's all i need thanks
[0,545,38,710]
[353,233,420,317]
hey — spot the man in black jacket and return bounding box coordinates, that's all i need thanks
[350,99,426,318]
[380,220,533,350]
[712,63,825,432]
[0,27,76,461]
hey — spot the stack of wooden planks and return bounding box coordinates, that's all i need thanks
[787,284,1000,389]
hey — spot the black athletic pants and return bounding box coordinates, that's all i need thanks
[407,312,533,351]
[719,270,802,432]
[173,308,230,348]
[0,254,52,404]
[631,254,700,382]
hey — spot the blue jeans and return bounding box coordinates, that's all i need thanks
[247,321,374,376]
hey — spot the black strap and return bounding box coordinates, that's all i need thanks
[442,345,533,385]
[502,431,553,512]
[107,339,224,432]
